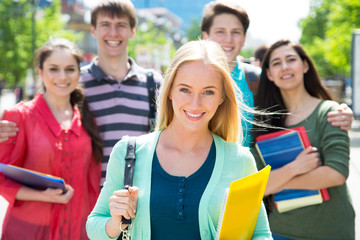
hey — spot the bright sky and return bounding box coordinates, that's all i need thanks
[238,0,311,44]
[84,0,311,45]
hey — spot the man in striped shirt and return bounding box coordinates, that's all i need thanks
[82,0,163,185]
[0,0,163,187]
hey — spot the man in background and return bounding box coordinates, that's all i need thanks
[0,0,162,186]
[201,0,353,146]
[253,43,270,67]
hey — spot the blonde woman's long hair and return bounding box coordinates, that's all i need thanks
[156,40,244,143]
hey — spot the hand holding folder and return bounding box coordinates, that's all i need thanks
[216,165,271,240]
[0,163,67,193]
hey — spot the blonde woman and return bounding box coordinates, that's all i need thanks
[87,40,272,239]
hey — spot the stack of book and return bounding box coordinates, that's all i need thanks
[255,126,329,213]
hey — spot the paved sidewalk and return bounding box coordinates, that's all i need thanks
[347,120,360,239]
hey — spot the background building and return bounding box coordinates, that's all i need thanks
[132,0,265,49]
[132,0,210,30]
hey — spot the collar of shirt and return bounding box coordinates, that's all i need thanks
[233,56,246,72]
[88,57,141,82]
[33,93,82,137]
[231,59,244,82]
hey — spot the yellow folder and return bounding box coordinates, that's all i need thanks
[216,165,271,240]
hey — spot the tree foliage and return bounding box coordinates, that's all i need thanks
[299,0,360,79]
[0,0,81,88]
[128,21,175,58]
[240,48,255,59]
[187,18,202,41]
[128,20,176,71]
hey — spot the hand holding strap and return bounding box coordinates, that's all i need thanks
[122,136,136,225]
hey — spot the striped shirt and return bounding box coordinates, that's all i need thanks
[80,57,163,185]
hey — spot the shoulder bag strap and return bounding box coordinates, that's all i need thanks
[122,136,136,225]
[146,72,156,132]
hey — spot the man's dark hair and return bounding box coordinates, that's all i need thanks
[201,1,250,34]
[254,44,270,62]
[91,0,137,29]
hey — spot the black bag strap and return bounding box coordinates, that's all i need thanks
[146,72,157,132]
[121,136,136,225]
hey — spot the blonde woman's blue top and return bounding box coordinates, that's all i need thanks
[86,131,273,240]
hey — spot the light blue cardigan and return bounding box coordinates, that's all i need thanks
[86,131,272,239]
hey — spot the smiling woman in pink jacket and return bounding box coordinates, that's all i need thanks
[0,38,102,240]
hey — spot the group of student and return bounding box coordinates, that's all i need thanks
[0,0,356,239]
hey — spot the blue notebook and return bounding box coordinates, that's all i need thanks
[256,131,304,169]
[0,163,67,193]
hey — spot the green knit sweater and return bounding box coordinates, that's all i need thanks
[252,100,355,240]
[87,131,273,239]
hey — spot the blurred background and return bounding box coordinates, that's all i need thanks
[0,0,359,116]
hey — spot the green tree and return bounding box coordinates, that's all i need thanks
[187,18,202,41]
[128,21,172,58]
[299,0,360,79]
[128,20,176,72]
[0,0,81,88]
[240,48,255,59]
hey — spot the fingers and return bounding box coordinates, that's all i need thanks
[128,186,139,202]
[61,185,74,203]
[340,124,352,131]
[43,185,74,204]
[307,147,321,166]
[0,120,18,142]
[45,188,64,196]
[292,147,321,175]
[64,184,74,195]
[303,146,317,153]
[327,104,354,131]
[303,147,321,164]
[327,112,353,131]
[109,202,136,220]
[0,120,18,128]
[109,189,138,220]
[339,103,351,112]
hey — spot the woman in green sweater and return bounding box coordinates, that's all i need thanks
[86,40,273,239]
[252,39,355,239]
